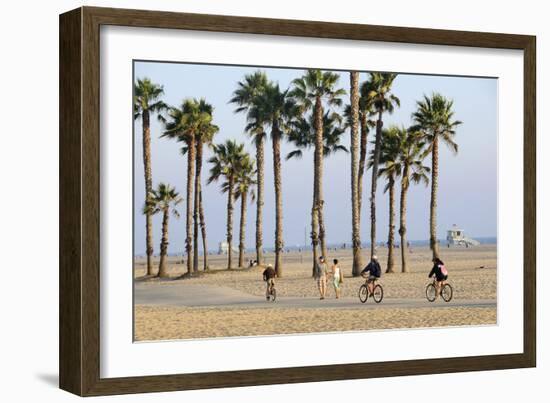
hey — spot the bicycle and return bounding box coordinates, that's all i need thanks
[358,278,383,303]
[425,278,453,302]
[266,282,277,302]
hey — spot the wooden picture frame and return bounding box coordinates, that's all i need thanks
[59,6,536,396]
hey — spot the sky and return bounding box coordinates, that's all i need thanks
[133,61,497,255]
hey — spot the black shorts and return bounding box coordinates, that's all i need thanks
[436,275,448,282]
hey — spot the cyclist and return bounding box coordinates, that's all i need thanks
[428,257,448,299]
[262,264,276,301]
[361,255,381,296]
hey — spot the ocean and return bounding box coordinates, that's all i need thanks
[135,237,497,258]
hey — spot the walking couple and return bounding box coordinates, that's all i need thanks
[314,256,344,299]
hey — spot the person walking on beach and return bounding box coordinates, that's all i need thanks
[262,264,276,301]
[314,256,329,299]
[331,258,344,299]
[361,255,381,296]
[428,257,448,299]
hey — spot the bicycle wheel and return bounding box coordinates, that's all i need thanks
[426,283,437,302]
[373,284,384,303]
[441,283,453,302]
[358,284,369,303]
[271,288,277,302]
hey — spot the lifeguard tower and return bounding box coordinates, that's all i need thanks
[446,224,480,247]
[218,241,239,254]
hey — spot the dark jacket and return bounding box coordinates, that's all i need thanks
[361,260,381,278]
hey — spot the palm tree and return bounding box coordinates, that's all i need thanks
[412,93,462,259]
[143,183,182,278]
[229,71,269,266]
[348,71,362,277]
[208,140,248,270]
[133,78,167,276]
[286,110,348,275]
[366,72,400,259]
[395,128,430,273]
[345,81,376,217]
[180,110,219,272]
[251,82,298,277]
[345,79,376,276]
[291,70,345,265]
[357,80,376,217]
[195,120,218,271]
[194,106,218,272]
[162,98,214,274]
[286,112,348,159]
[233,156,257,268]
[375,128,403,273]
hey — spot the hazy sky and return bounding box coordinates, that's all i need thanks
[133,61,497,255]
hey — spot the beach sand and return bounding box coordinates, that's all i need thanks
[135,305,496,341]
[134,245,497,341]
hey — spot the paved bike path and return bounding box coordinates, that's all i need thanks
[134,282,496,309]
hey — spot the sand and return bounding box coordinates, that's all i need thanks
[135,245,497,300]
[134,305,497,341]
[134,245,497,341]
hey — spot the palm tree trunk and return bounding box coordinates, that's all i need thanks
[255,135,265,265]
[272,126,284,277]
[430,136,440,259]
[350,72,363,276]
[195,141,208,270]
[317,197,327,260]
[226,176,235,270]
[314,96,328,260]
[311,153,319,276]
[192,139,202,273]
[386,176,396,273]
[399,165,410,273]
[185,134,196,274]
[199,188,208,270]
[358,112,368,221]
[311,197,319,276]
[370,110,384,259]
[158,208,170,278]
[238,191,248,268]
[141,110,155,276]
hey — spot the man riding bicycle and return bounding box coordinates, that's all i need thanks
[361,255,381,296]
[262,264,276,301]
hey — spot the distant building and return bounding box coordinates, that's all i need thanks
[218,241,239,254]
[446,224,480,247]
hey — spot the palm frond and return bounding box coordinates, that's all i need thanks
[412,92,462,157]
[286,149,303,160]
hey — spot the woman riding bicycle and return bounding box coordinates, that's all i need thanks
[428,257,448,299]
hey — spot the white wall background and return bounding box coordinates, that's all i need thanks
[0,0,545,401]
